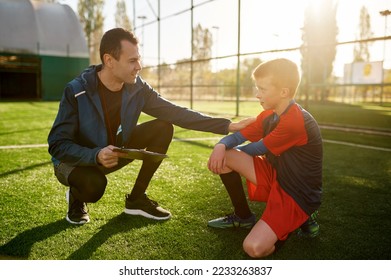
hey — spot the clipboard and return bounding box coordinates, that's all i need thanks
[113,148,168,162]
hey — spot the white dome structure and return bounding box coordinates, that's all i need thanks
[0,0,89,100]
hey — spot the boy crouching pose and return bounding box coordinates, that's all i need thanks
[207,58,322,258]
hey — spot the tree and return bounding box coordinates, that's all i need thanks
[115,0,132,31]
[237,57,263,99]
[300,0,338,104]
[192,23,213,77]
[353,6,374,101]
[192,24,213,61]
[78,0,105,64]
[353,6,373,62]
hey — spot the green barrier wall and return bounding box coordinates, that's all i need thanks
[41,55,89,101]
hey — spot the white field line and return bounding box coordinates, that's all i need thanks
[0,144,48,149]
[322,139,391,152]
[0,138,390,152]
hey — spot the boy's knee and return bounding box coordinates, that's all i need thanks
[243,238,275,258]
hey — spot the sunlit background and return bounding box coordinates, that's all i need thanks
[61,0,391,77]
[1,0,390,105]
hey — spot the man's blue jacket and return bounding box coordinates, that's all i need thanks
[48,65,231,166]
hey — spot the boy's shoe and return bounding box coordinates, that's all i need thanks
[297,211,319,238]
[65,189,90,225]
[208,213,256,229]
[124,194,171,220]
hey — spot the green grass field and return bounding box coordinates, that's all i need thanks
[0,100,390,260]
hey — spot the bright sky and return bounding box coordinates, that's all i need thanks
[60,0,391,76]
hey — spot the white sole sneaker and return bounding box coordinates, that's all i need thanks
[65,189,90,225]
[123,208,171,220]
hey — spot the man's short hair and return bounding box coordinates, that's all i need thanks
[252,58,301,97]
[99,28,139,63]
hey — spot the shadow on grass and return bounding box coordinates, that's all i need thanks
[0,214,165,260]
[172,138,214,150]
[67,213,164,260]
[0,219,69,259]
[205,227,251,260]
[0,161,52,178]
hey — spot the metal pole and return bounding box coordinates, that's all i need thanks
[380,10,390,59]
[132,0,136,31]
[212,26,219,72]
[235,0,241,116]
[379,10,390,105]
[190,0,194,109]
[158,0,161,92]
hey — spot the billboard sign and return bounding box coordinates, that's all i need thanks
[344,61,383,84]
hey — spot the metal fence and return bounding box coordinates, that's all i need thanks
[132,0,391,116]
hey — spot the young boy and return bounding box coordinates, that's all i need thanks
[207,58,323,258]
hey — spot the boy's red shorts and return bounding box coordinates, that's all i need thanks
[246,156,309,240]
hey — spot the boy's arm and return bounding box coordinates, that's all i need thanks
[208,132,247,174]
[237,140,269,156]
[218,129,269,156]
[218,131,247,149]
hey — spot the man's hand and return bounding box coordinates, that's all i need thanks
[228,117,256,132]
[207,143,227,174]
[97,145,125,168]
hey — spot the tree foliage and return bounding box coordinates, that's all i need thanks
[115,0,132,31]
[78,0,105,64]
[353,6,373,62]
[300,0,338,102]
[353,6,374,102]
[192,23,213,77]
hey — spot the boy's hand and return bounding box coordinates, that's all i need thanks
[97,145,126,168]
[208,144,226,174]
[228,117,256,132]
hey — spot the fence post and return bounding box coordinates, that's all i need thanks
[235,0,241,116]
[157,0,161,92]
[190,0,194,109]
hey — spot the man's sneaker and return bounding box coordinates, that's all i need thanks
[297,211,319,238]
[124,194,171,220]
[208,213,256,229]
[65,189,90,225]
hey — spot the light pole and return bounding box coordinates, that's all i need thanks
[380,10,390,60]
[272,33,279,50]
[137,15,147,58]
[212,26,219,72]
[379,10,390,105]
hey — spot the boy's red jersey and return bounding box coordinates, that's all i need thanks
[240,102,323,215]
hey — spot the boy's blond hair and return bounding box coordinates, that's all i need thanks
[252,58,301,97]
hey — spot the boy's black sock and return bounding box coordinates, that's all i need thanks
[219,171,252,219]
